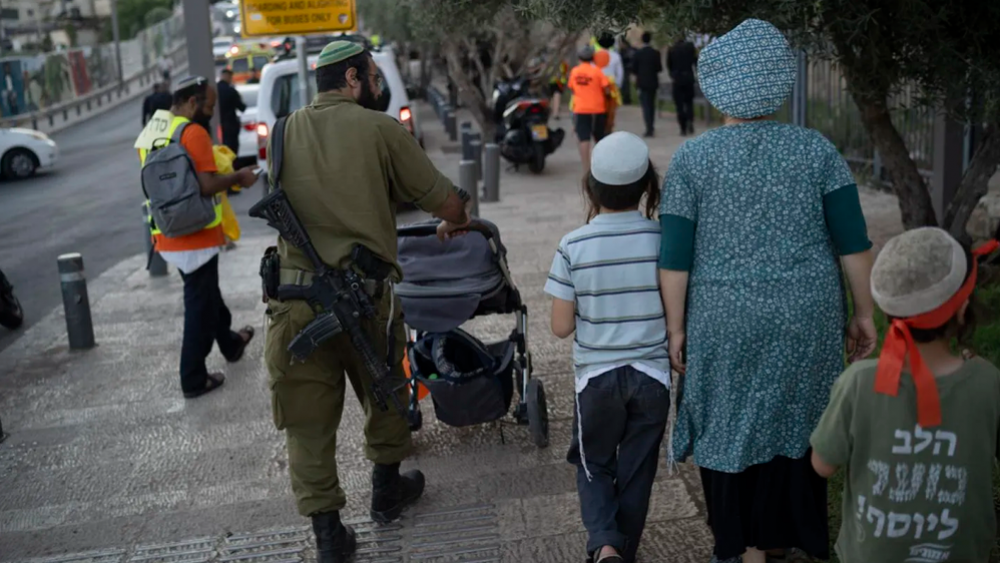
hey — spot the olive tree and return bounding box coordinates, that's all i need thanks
[382,0,579,142]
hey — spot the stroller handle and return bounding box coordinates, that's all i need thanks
[397,219,494,240]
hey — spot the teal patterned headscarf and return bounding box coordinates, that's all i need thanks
[697,19,796,119]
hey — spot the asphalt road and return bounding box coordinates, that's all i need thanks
[0,95,272,353]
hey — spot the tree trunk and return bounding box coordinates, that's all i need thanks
[443,42,497,143]
[943,123,1000,244]
[419,43,431,94]
[854,95,939,229]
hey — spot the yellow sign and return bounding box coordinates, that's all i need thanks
[240,0,357,37]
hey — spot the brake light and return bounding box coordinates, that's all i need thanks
[243,121,257,132]
[399,107,412,123]
[229,46,239,55]
[257,123,269,160]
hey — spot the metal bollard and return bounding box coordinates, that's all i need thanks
[470,138,483,182]
[58,253,95,350]
[143,206,168,276]
[459,160,479,218]
[461,130,473,161]
[445,111,457,142]
[483,143,500,202]
[440,104,451,127]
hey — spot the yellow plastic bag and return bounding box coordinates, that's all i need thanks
[213,145,241,242]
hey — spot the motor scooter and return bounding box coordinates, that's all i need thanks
[0,268,23,330]
[492,77,564,174]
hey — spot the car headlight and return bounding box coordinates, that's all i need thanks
[26,130,50,142]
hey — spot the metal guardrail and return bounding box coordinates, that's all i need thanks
[0,45,188,134]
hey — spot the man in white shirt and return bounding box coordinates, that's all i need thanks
[596,34,624,87]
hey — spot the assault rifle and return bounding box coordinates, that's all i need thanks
[250,186,406,417]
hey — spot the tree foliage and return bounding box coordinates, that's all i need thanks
[399,0,1000,240]
[546,0,1000,239]
[361,0,579,142]
[115,0,174,39]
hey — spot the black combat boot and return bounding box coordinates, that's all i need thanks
[370,462,425,524]
[311,511,357,563]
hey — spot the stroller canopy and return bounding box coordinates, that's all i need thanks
[397,219,508,332]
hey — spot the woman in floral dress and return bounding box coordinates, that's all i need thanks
[657,19,878,563]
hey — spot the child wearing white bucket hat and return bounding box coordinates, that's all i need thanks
[544,132,669,563]
[811,228,1000,562]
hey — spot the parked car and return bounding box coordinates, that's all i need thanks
[254,47,421,172]
[213,36,235,64]
[235,83,260,169]
[0,128,58,180]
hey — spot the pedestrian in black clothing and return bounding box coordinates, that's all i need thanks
[667,36,698,136]
[632,32,662,138]
[216,69,245,156]
[618,37,636,106]
[142,83,173,126]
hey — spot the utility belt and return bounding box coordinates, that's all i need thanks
[277,268,387,300]
[259,244,394,304]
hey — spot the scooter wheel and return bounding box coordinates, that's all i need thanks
[0,294,23,329]
[528,144,546,174]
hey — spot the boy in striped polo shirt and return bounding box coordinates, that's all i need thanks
[544,132,671,563]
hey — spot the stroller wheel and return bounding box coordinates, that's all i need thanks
[526,379,549,449]
[408,408,423,432]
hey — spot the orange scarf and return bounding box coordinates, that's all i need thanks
[874,239,999,427]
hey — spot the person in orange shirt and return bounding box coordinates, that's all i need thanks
[149,77,258,398]
[568,47,611,173]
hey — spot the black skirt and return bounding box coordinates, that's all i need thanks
[700,451,830,560]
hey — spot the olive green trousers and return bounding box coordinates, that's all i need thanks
[264,291,411,516]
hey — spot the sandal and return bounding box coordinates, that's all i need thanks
[593,547,624,563]
[183,373,225,399]
[226,326,255,363]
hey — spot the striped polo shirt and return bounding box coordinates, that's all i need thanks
[544,211,670,391]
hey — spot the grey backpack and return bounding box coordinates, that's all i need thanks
[141,122,217,238]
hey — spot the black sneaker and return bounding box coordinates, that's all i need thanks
[370,462,425,524]
[311,511,356,563]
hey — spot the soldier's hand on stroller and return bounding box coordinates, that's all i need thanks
[436,218,472,241]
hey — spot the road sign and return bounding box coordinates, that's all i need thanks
[240,0,357,37]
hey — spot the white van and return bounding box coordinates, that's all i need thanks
[254,47,421,171]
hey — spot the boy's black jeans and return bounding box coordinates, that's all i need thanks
[568,365,670,562]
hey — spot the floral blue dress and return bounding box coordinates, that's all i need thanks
[660,121,861,473]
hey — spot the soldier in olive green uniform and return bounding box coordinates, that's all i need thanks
[264,41,471,563]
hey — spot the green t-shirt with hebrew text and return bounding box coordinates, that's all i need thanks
[811,357,1000,563]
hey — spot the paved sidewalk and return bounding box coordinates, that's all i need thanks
[0,101,904,563]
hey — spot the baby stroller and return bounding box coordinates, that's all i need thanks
[395,219,549,448]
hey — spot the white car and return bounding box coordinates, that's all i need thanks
[0,128,58,180]
[235,83,260,167]
[254,47,421,172]
[213,37,235,63]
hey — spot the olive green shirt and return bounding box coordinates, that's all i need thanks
[811,358,1000,563]
[269,92,453,279]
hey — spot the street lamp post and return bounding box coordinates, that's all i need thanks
[182,0,221,141]
[110,0,123,85]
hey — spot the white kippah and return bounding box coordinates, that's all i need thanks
[871,227,968,318]
[591,132,650,186]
